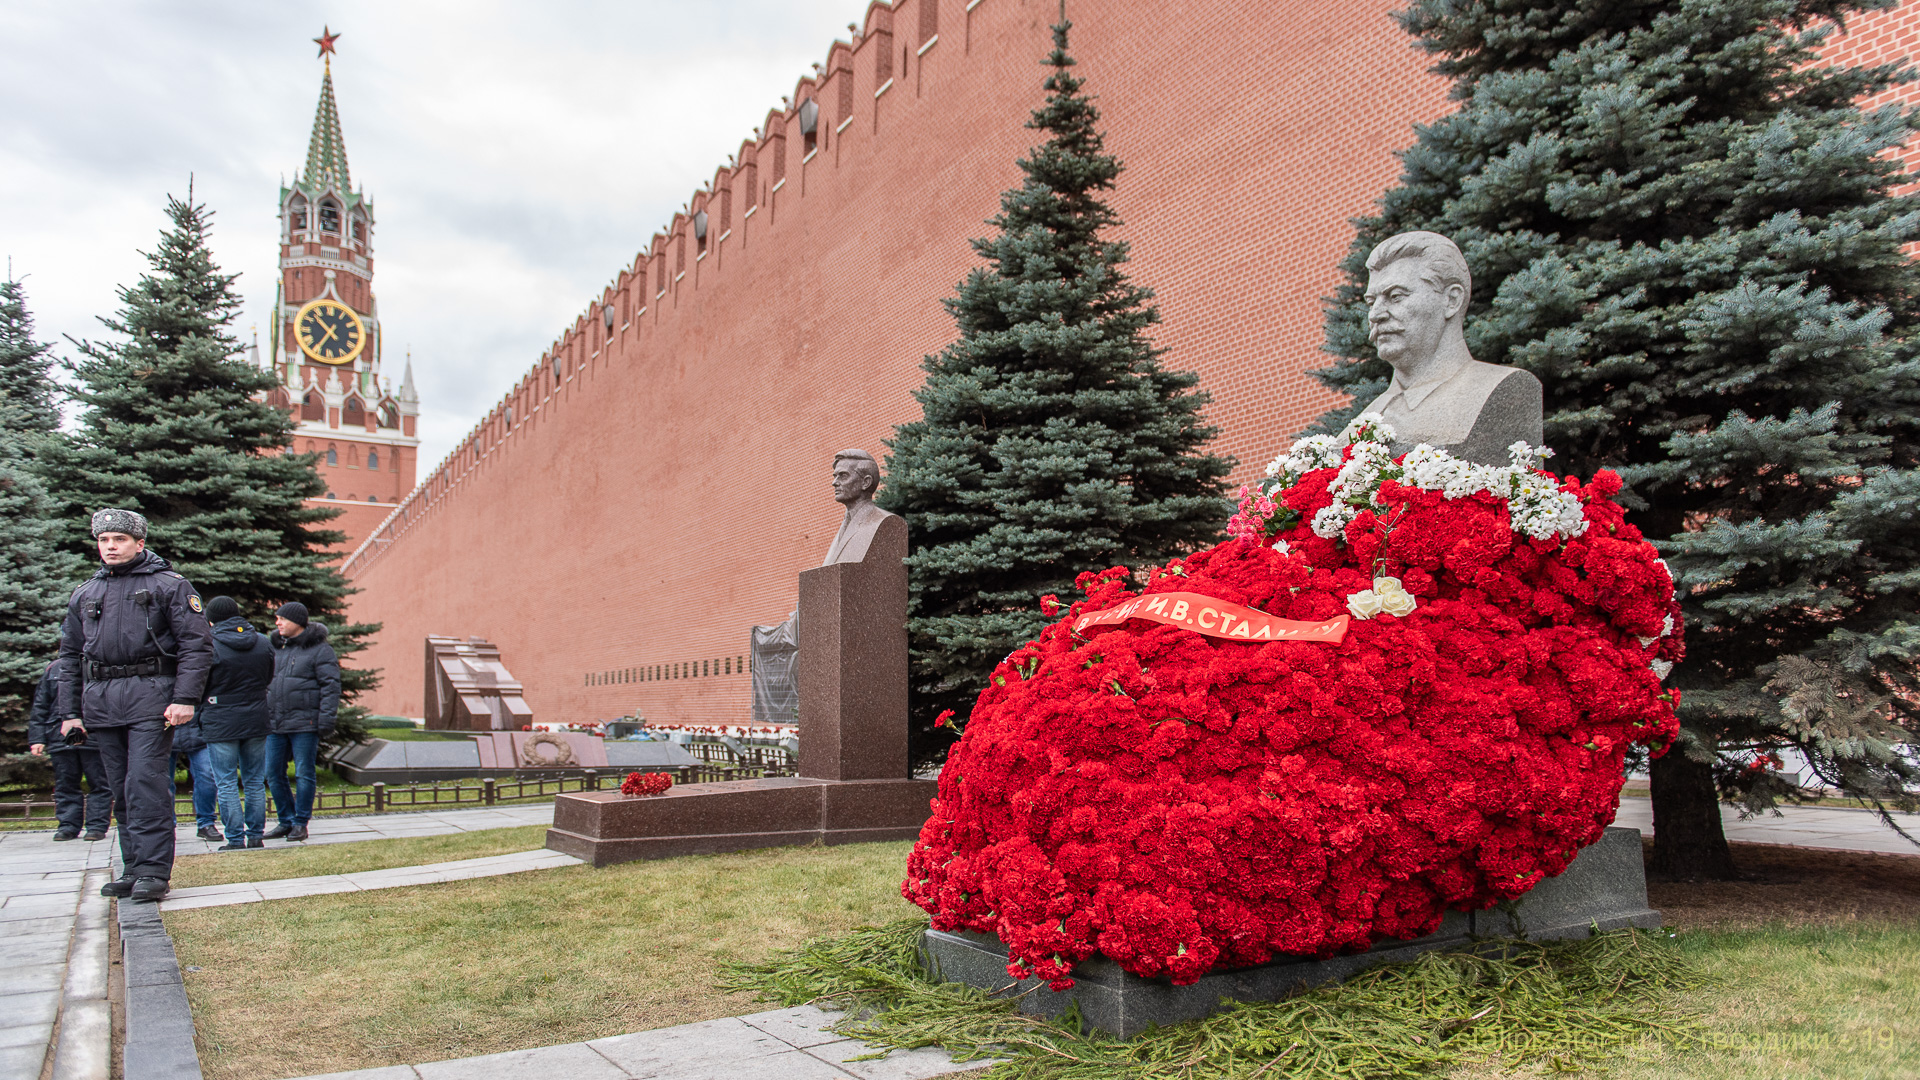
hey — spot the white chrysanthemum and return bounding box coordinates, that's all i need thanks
[1312,503,1358,539]
[1660,614,1675,638]
[1339,412,1397,446]
[1650,659,1674,680]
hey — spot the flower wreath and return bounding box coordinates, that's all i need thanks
[903,416,1683,990]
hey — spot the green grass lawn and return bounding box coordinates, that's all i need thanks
[166,834,1920,1080]
[169,825,554,889]
[167,839,925,1080]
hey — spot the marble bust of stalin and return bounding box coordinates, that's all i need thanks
[1359,231,1543,465]
[821,449,900,565]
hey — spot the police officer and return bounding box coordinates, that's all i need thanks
[56,509,215,902]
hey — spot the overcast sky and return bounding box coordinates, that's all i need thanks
[1,0,873,470]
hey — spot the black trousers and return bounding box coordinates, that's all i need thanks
[94,720,176,880]
[50,748,111,832]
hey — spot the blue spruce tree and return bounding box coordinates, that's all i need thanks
[0,276,85,762]
[1310,0,1920,877]
[39,192,381,744]
[881,21,1234,764]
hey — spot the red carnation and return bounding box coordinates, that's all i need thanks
[621,771,673,797]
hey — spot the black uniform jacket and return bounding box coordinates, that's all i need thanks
[56,549,215,727]
[199,616,274,743]
[26,661,81,751]
[269,621,340,734]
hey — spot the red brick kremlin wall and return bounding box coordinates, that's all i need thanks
[341,0,1920,724]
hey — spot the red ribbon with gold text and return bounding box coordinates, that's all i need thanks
[1072,591,1349,644]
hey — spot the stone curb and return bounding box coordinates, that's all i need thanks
[115,896,204,1080]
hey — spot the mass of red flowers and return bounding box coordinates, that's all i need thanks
[902,449,1682,990]
[621,771,673,797]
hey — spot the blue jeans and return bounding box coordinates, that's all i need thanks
[265,732,319,827]
[178,746,219,830]
[207,738,268,843]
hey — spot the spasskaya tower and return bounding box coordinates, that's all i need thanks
[262,26,420,554]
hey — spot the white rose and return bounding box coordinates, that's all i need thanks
[1346,588,1385,620]
[1372,577,1417,617]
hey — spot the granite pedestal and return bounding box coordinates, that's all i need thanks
[546,499,933,866]
[921,826,1660,1037]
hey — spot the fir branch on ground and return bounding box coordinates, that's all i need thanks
[722,919,1704,1079]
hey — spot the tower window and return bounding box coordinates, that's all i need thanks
[381,404,399,428]
[326,447,338,466]
[301,391,324,422]
[368,495,378,503]
[320,200,341,234]
[367,449,379,470]
[343,396,365,427]
[352,215,366,243]
[290,196,308,233]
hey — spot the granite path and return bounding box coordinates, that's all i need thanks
[289,1004,991,1080]
[1610,796,1920,856]
[160,848,582,911]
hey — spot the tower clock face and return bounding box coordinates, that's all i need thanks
[294,298,367,366]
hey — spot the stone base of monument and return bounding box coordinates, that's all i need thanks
[546,775,938,867]
[921,826,1658,1038]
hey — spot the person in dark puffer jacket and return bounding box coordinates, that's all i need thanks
[264,602,338,842]
[200,596,274,850]
[27,656,110,840]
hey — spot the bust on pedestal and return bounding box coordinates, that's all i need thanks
[545,448,933,866]
[1358,231,1543,464]
[799,450,910,780]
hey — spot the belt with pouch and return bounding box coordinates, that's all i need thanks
[86,657,176,680]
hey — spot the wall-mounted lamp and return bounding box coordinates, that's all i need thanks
[603,304,615,332]
[798,98,820,135]
[693,210,709,242]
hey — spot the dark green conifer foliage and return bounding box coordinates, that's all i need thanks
[1308,0,1920,875]
[880,21,1234,763]
[39,193,379,743]
[0,277,85,759]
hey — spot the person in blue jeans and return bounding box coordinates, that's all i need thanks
[264,602,338,842]
[173,730,222,841]
[199,597,274,850]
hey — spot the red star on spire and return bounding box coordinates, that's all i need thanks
[313,26,341,58]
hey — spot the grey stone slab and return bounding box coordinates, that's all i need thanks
[588,1018,794,1073]
[0,894,79,921]
[0,1021,53,1049]
[289,1068,419,1080]
[397,742,483,769]
[413,1042,625,1080]
[0,989,60,1028]
[925,826,1657,1038]
[0,876,82,896]
[652,1047,856,1079]
[602,742,699,768]
[0,963,67,995]
[0,1042,50,1079]
[739,1005,851,1049]
[0,933,73,967]
[49,998,108,1080]
[808,1042,987,1080]
[1474,828,1661,940]
[0,917,76,939]
[123,979,202,1080]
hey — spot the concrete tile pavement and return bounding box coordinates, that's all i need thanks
[292,1006,993,1080]
[1610,796,1920,856]
[168,803,556,856]
[0,832,114,1080]
[160,849,584,911]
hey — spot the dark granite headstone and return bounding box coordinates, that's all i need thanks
[921,827,1658,1038]
[797,512,909,781]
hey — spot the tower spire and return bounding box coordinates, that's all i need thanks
[304,27,350,191]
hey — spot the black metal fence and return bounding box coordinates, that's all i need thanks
[0,760,797,824]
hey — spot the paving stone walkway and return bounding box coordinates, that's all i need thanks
[292,1004,991,1080]
[161,848,582,911]
[169,802,555,857]
[1611,796,1920,856]
[0,833,115,1080]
